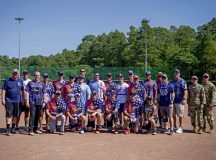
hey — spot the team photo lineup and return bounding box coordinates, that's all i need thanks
[1,68,215,136]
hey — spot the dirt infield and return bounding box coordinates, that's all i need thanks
[0,104,216,160]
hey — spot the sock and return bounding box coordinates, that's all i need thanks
[6,124,10,129]
[12,123,16,129]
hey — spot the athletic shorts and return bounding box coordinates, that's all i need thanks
[107,113,119,123]
[173,103,184,117]
[119,103,125,112]
[20,103,30,113]
[5,102,20,118]
[160,106,173,120]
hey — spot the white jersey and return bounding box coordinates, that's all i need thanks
[21,78,31,103]
[116,82,129,104]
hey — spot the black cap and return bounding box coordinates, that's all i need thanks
[107,73,112,77]
[174,69,180,73]
[43,73,49,78]
[23,70,29,74]
[91,91,97,95]
[58,71,64,75]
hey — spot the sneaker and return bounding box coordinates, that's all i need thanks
[80,129,85,134]
[152,131,157,135]
[11,128,18,134]
[95,130,100,134]
[176,128,183,134]
[198,129,203,134]
[29,131,35,136]
[6,129,11,136]
[173,128,177,132]
[209,128,214,134]
[168,130,174,135]
[193,127,198,134]
[60,131,64,135]
[202,127,207,133]
[124,128,130,135]
[35,130,42,134]
[114,129,118,134]
[164,129,170,134]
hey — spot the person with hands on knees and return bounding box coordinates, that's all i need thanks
[86,91,103,134]
[124,92,143,135]
[67,93,86,134]
[188,76,206,134]
[105,90,120,134]
[142,96,158,135]
[46,90,66,135]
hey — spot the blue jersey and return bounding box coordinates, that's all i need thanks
[87,98,103,111]
[105,99,120,111]
[142,80,157,99]
[171,78,187,103]
[104,81,117,97]
[128,82,146,103]
[2,78,24,103]
[158,82,174,106]
[43,82,53,100]
[124,99,143,118]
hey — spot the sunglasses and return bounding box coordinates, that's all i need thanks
[80,70,85,72]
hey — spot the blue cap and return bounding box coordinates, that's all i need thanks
[43,73,49,78]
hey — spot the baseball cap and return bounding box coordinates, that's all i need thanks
[43,73,49,78]
[118,73,124,77]
[107,73,112,77]
[12,69,19,74]
[94,73,99,76]
[203,73,209,78]
[146,71,151,75]
[157,72,163,77]
[128,70,134,74]
[58,71,64,75]
[55,90,61,94]
[23,70,29,74]
[192,76,198,80]
[162,74,168,78]
[91,91,97,95]
[74,93,81,98]
[174,69,180,73]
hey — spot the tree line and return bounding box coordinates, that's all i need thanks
[0,18,215,80]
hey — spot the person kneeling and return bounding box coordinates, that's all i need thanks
[67,93,86,134]
[142,97,158,135]
[87,91,103,134]
[124,93,143,134]
[46,90,66,135]
[105,90,120,134]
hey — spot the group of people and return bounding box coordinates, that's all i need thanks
[1,68,215,136]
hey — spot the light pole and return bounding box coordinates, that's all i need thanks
[144,28,148,72]
[15,17,24,75]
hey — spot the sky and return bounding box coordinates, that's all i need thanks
[0,0,215,58]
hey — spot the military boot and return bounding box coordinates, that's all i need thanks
[209,127,214,134]
[198,127,203,134]
[193,126,198,133]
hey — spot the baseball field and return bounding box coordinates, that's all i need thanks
[0,104,215,160]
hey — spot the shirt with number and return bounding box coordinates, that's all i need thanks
[158,82,174,106]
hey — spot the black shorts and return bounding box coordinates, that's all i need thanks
[119,103,125,112]
[87,121,95,128]
[5,102,20,118]
[20,103,30,113]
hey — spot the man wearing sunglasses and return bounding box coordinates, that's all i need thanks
[202,73,216,134]
[75,68,90,85]
[2,69,24,136]
[127,70,134,86]
[51,71,66,97]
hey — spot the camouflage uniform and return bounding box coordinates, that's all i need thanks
[188,83,206,129]
[202,81,216,130]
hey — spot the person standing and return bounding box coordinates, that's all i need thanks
[202,73,216,134]
[104,73,116,100]
[75,68,90,85]
[1,69,24,136]
[17,70,31,131]
[188,76,206,134]
[51,71,66,97]
[156,72,163,127]
[88,72,106,101]
[116,74,129,128]
[158,74,175,135]
[170,69,187,134]
[26,71,46,136]
[127,70,134,86]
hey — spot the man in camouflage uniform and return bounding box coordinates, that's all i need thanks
[202,73,216,134]
[188,76,206,134]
